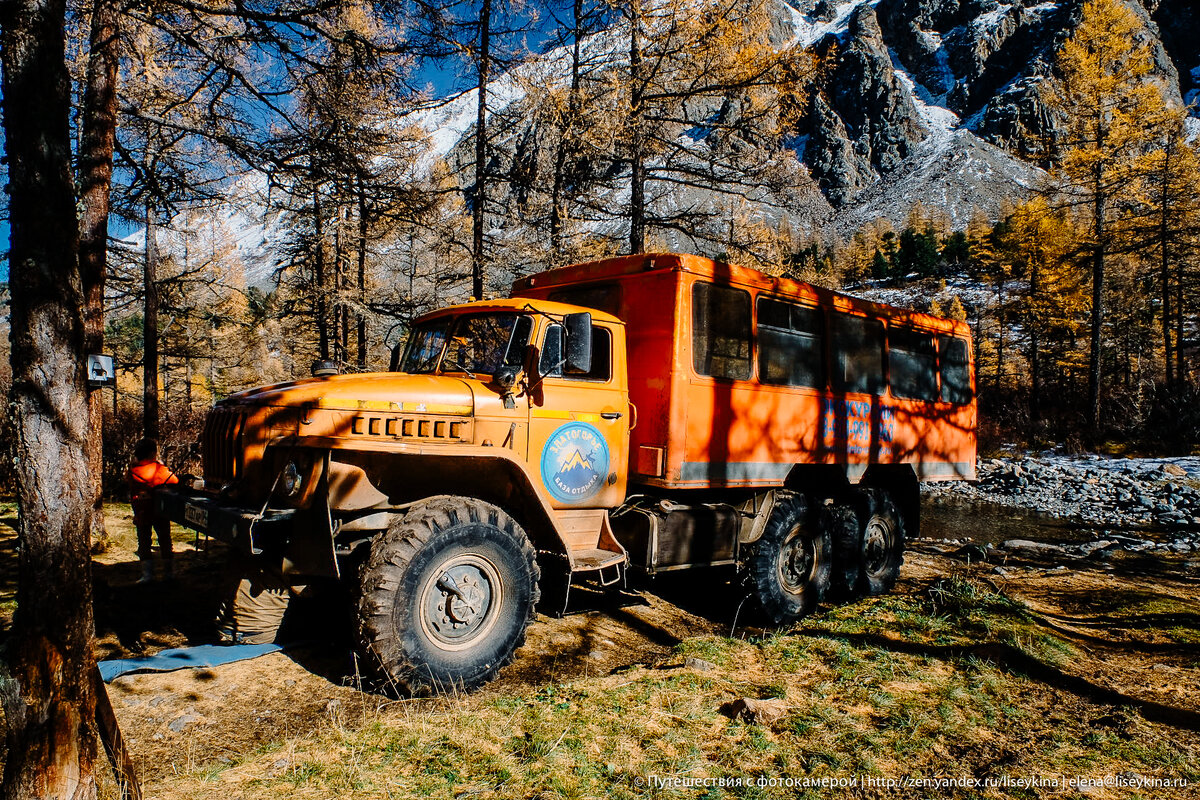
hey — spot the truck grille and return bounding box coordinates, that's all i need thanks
[202,407,246,484]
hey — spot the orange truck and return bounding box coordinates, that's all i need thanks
[159,253,976,693]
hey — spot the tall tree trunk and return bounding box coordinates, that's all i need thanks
[471,0,491,300]
[0,0,100,795]
[78,0,119,547]
[993,278,1005,391]
[333,203,345,362]
[313,179,330,360]
[628,0,645,254]
[357,189,368,369]
[143,207,160,441]
[1159,143,1174,391]
[1029,258,1041,426]
[1088,189,1105,434]
[549,0,584,262]
[1176,260,1186,389]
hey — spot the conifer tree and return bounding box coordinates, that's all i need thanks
[1044,0,1170,432]
[1005,198,1086,425]
[1127,108,1200,394]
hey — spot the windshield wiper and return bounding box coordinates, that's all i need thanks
[444,357,476,378]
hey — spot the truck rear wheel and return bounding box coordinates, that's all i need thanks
[822,502,863,601]
[841,488,905,597]
[749,494,831,626]
[356,498,539,695]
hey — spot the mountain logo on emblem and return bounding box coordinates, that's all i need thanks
[541,422,610,503]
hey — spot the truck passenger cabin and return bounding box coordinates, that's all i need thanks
[512,252,977,493]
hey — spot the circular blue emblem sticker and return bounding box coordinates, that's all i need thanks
[541,422,610,503]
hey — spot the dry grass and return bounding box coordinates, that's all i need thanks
[1,506,1196,799]
[137,576,1199,800]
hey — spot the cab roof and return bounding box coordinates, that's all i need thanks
[414,296,623,326]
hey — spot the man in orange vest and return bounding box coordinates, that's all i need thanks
[128,438,179,583]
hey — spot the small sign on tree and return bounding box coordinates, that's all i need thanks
[87,354,116,388]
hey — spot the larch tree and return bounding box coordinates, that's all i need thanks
[0,0,99,796]
[77,0,120,547]
[1043,0,1170,433]
[617,0,811,255]
[1128,107,1200,395]
[1004,198,1086,426]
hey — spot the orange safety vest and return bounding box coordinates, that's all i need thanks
[128,460,179,522]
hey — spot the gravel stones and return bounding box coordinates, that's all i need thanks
[923,455,1200,557]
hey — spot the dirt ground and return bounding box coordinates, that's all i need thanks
[1,502,1198,796]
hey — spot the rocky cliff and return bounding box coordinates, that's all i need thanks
[794,0,1200,226]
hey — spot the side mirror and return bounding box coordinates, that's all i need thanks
[493,365,520,391]
[493,365,521,409]
[564,312,592,375]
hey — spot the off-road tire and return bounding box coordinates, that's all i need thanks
[356,498,539,695]
[748,494,831,626]
[844,488,905,597]
[821,502,864,601]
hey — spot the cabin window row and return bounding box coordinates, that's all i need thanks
[691,282,972,404]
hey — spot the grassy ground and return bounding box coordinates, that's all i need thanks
[1,504,1198,799]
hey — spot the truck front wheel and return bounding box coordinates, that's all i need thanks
[356,498,540,695]
[748,494,831,626]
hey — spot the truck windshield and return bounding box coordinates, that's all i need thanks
[399,313,532,375]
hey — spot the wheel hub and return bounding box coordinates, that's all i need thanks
[778,525,816,593]
[863,517,895,574]
[438,572,486,626]
[419,554,503,651]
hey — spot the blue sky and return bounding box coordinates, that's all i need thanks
[0,3,577,285]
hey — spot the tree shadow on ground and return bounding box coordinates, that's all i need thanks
[795,628,1200,734]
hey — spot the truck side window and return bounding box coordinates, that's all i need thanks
[692,282,752,380]
[889,326,938,401]
[540,324,612,381]
[939,335,973,405]
[831,313,885,395]
[757,297,824,387]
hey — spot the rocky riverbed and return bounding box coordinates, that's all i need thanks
[919,454,1200,560]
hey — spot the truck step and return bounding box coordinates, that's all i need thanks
[569,548,626,571]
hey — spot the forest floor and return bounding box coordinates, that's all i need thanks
[0,500,1198,799]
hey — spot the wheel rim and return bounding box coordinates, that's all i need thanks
[418,553,504,652]
[863,515,897,576]
[777,523,817,594]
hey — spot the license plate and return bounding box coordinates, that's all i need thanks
[184,503,209,529]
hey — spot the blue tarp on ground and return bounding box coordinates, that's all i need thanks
[98,643,282,682]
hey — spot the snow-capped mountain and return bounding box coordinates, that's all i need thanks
[125,0,1200,289]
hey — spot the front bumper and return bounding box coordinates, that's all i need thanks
[156,486,299,556]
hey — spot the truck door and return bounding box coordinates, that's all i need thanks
[527,320,629,509]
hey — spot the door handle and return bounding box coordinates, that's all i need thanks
[600,411,622,420]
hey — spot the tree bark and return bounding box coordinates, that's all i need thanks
[143,207,160,441]
[471,0,491,300]
[1029,252,1041,427]
[357,188,368,369]
[313,179,330,361]
[628,0,645,254]
[1158,139,1174,391]
[1176,260,1186,389]
[78,0,119,547]
[549,0,584,262]
[0,0,100,795]
[1088,186,1105,434]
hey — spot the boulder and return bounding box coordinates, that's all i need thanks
[721,697,790,726]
